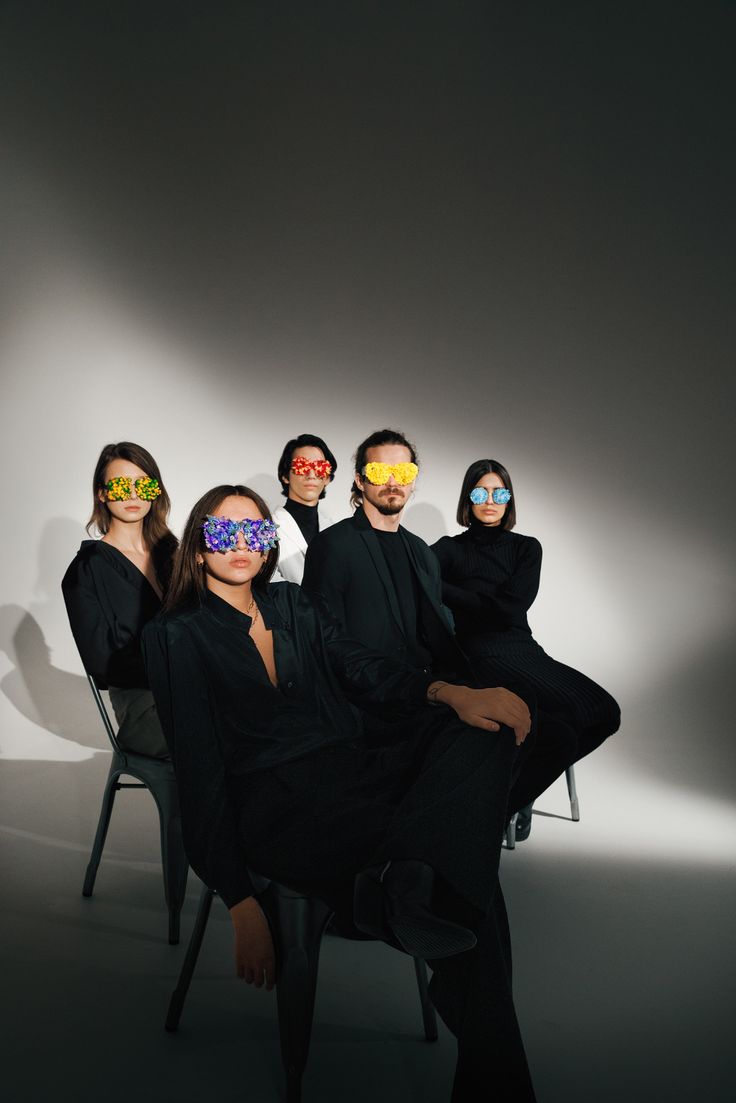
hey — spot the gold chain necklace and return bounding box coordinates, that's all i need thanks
[247,595,259,629]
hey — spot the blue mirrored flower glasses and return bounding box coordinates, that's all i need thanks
[469,487,511,506]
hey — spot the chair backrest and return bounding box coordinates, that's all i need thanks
[86,673,124,756]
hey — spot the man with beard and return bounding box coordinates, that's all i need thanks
[302,427,466,677]
[302,426,539,1099]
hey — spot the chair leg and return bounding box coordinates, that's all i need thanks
[505,812,518,850]
[82,763,122,897]
[566,765,580,821]
[413,957,438,1042]
[154,783,189,945]
[165,884,214,1032]
[261,887,333,1101]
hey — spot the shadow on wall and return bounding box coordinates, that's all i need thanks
[0,516,109,754]
[0,604,106,752]
[402,502,450,546]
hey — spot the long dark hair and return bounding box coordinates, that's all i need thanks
[277,433,337,498]
[350,428,419,508]
[456,459,517,530]
[164,485,279,614]
[87,441,178,588]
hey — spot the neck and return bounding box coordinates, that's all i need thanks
[106,517,147,553]
[287,494,319,509]
[206,576,254,613]
[362,499,403,532]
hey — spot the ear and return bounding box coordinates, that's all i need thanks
[354,471,364,492]
[281,474,290,485]
[97,487,107,504]
[196,553,204,566]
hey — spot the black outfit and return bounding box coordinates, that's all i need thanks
[302,508,572,807]
[302,507,470,681]
[142,584,536,1101]
[283,497,320,546]
[432,523,621,808]
[61,539,173,757]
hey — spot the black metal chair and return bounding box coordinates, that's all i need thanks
[166,879,438,1102]
[505,763,580,849]
[82,673,189,943]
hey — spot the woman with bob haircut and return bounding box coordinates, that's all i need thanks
[61,441,178,758]
[142,482,538,1102]
[432,458,620,838]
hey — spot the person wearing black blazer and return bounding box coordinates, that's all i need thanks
[302,429,575,823]
[303,495,468,681]
[62,441,177,758]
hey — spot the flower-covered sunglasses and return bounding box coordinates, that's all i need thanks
[202,516,279,554]
[104,476,162,502]
[291,456,332,478]
[469,487,512,506]
[362,461,419,486]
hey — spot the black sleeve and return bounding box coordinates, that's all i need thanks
[433,537,542,631]
[142,618,255,908]
[302,532,349,630]
[308,593,434,711]
[61,555,147,688]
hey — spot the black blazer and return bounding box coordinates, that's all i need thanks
[142,584,434,906]
[61,540,163,688]
[302,507,471,680]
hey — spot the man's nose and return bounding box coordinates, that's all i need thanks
[385,473,398,486]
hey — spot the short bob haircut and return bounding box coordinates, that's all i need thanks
[350,428,419,508]
[457,459,517,531]
[277,433,337,499]
[88,440,174,545]
[164,484,279,615]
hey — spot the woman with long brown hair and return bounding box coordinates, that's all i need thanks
[143,482,538,1102]
[62,441,178,757]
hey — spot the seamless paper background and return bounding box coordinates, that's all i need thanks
[1,3,734,1100]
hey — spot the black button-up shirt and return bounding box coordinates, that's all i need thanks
[142,583,434,906]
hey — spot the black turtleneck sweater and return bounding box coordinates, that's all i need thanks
[431,524,542,651]
[284,497,320,546]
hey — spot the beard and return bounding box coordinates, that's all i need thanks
[372,489,406,516]
[374,500,405,516]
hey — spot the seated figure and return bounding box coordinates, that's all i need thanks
[62,441,177,758]
[272,432,337,583]
[143,482,538,1102]
[432,458,621,835]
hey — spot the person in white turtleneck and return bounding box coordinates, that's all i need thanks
[272,433,338,583]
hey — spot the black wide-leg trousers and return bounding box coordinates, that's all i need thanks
[236,707,535,1098]
[471,650,620,814]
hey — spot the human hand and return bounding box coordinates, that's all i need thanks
[229,896,276,990]
[431,683,531,745]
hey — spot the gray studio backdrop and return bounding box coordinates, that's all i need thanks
[2,3,734,806]
[1,6,735,1101]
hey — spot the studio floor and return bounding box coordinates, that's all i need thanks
[2,743,734,1103]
